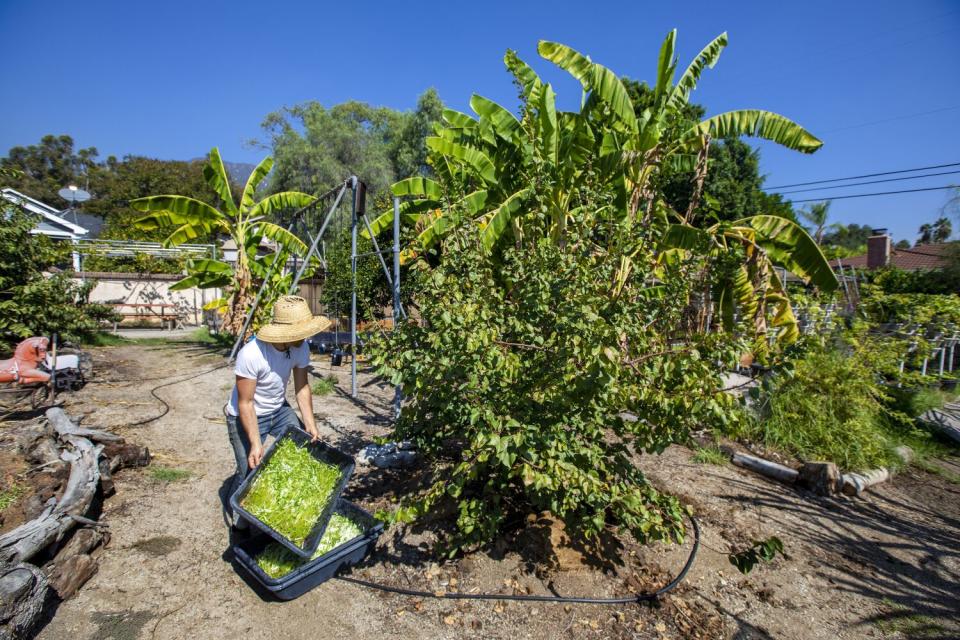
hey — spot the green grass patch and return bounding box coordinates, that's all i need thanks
[692,445,729,466]
[0,483,26,513]
[255,512,363,579]
[311,375,338,396]
[241,438,342,546]
[149,466,192,483]
[84,327,232,348]
[875,598,946,637]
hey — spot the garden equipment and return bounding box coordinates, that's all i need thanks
[230,425,354,558]
[0,337,92,412]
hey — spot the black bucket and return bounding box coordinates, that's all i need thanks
[330,349,344,367]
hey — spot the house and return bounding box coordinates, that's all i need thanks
[831,229,954,272]
[1,188,88,270]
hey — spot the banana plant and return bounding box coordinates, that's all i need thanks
[538,31,823,220]
[663,215,838,346]
[364,50,599,260]
[132,148,316,336]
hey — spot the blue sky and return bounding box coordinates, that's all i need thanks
[1,0,958,243]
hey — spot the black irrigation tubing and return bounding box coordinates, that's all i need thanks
[105,363,231,427]
[335,515,700,605]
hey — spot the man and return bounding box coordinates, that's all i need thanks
[224,296,332,507]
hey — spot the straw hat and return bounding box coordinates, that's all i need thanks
[256,296,332,343]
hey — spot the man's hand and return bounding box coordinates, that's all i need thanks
[248,442,264,469]
[305,423,320,442]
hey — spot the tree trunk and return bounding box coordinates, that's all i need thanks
[732,452,799,485]
[225,245,252,337]
[0,409,100,566]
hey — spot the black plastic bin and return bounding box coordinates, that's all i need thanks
[232,500,383,600]
[230,425,355,559]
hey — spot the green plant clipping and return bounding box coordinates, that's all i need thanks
[241,438,342,546]
[311,375,338,396]
[0,483,26,513]
[255,512,363,579]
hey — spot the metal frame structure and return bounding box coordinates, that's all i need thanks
[229,177,405,403]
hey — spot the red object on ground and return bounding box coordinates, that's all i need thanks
[0,337,52,385]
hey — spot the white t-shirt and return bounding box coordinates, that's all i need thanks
[226,338,311,416]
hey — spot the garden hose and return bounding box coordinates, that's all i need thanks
[88,363,231,426]
[335,515,700,605]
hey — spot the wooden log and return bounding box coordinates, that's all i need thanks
[841,468,890,496]
[0,409,101,565]
[797,462,840,495]
[732,452,799,484]
[45,554,97,600]
[98,458,115,498]
[66,428,124,445]
[102,443,151,471]
[0,563,49,639]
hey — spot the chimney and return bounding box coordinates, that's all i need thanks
[867,229,890,269]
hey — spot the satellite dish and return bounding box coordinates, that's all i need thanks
[58,185,91,205]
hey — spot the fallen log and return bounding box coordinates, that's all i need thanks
[797,461,840,495]
[731,452,799,485]
[0,409,101,565]
[102,442,150,472]
[0,563,49,639]
[841,468,890,497]
[44,528,107,600]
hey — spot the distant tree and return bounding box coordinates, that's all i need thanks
[822,223,872,250]
[261,89,444,198]
[86,156,213,242]
[0,134,98,205]
[389,88,444,180]
[933,217,952,243]
[918,223,933,245]
[894,239,911,249]
[798,201,831,244]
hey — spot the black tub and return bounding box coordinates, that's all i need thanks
[230,425,355,559]
[232,500,383,600]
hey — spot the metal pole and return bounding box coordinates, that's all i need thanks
[350,177,359,398]
[392,196,402,420]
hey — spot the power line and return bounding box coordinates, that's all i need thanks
[765,162,960,190]
[821,104,960,134]
[786,185,957,204]
[776,169,960,195]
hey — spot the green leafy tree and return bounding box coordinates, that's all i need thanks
[0,198,115,350]
[822,223,872,251]
[133,148,316,336]
[261,90,444,198]
[0,135,98,205]
[798,201,831,244]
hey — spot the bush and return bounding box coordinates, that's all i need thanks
[744,339,898,471]
[0,204,117,351]
[371,221,742,555]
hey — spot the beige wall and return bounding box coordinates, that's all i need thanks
[71,272,219,327]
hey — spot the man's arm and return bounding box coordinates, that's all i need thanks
[236,376,264,468]
[293,367,319,441]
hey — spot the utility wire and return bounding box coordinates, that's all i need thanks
[820,104,960,134]
[775,169,960,195]
[765,162,960,190]
[786,185,957,204]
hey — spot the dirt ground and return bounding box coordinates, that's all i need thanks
[4,341,957,639]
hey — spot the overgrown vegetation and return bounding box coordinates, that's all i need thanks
[241,438,341,546]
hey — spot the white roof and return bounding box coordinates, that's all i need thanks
[1,187,89,238]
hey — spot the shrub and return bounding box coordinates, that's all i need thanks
[741,335,899,471]
[371,222,742,555]
[0,203,117,351]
